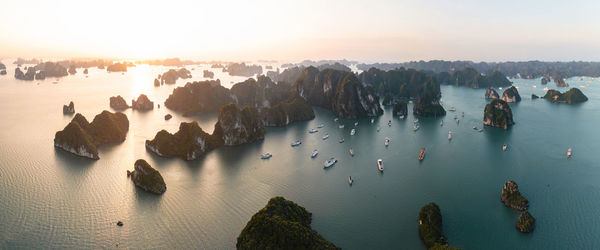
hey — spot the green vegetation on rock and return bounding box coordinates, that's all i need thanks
[501,180,529,211]
[212,103,265,146]
[145,121,219,160]
[131,159,166,194]
[483,99,514,130]
[393,100,408,116]
[263,95,315,126]
[543,88,588,104]
[516,211,536,233]
[236,196,340,250]
[418,203,457,249]
[164,80,233,115]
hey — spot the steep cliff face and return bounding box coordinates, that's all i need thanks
[501,180,529,211]
[445,68,512,88]
[393,101,408,116]
[295,67,382,119]
[485,87,500,99]
[413,81,446,117]
[63,101,75,114]
[543,88,588,104]
[230,75,292,108]
[145,121,217,160]
[160,68,192,84]
[164,80,233,115]
[131,94,154,110]
[212,103,265,146]
[483,99,514,130]
[358,67,441,99]
[262,95,315,127]
[502,86,522,103]
[54,111,129,159]
[33,62,68,78]
[131,159,166,194]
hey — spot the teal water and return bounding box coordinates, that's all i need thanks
[0,64,599,249]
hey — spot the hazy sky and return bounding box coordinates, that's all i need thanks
[1,0,599,62]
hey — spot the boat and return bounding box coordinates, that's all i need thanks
[317,124,324,128]
[478,129,483,132]
[418,148,426,161]
[456,119,460,124]
[377,159,384,172]
[308,129,318,133]
[261,153,272,159]
[334,118,339,122]
[448,131,452,140]
[440,120,443,126]
[384,137,390,146]
[448,107,456,111]
[348,176,353,185]
[354,122,359,126]
[322,134,329,140]
[323,158,337,168]
[473,126,478,130]
[339,124,345,129]
[502,144,507,152]
[339,137,345,143]
[413,119,419,123]
[413,125,419,131]
[399,115,405,119]
[388,120,392,126]
[371,118,374,124]
[567,147,572,158]
[350,129,356,136]
[349,147,354,156]
[311,149,318,158]
[291,140,302,147]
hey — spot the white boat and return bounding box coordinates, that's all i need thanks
[371,118,374,124]
[317,124,324,128]
[388,120,392,126]
[311,149,318,158]
[339,137,345,143]
[567,147,572,158]
[334,118,339,122]
[261,153,272,159]
[502,144,507,152]
[413,125,420,131]
[473,126,478,130]
[448,131,452,140]
[440,120,443,126]
[414,119,419,123]
[377,159,384,172]
[323,158,337,168]
[349,147,354,156]
[291,140,302,147]
[322,134,329,140]
[339,124,345,129]
[348,176,353,185]
[308,129,318,133]
[448,107,456,111]
[350,129,356,136]
[384,137,390,146]
[399,115,405,119]
[354,122,359,126]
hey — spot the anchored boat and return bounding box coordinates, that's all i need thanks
[418,148,426,161]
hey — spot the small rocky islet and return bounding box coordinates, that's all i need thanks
[131,94,154,111]
[128,159,166,194]
[54,111,129,159]
[62,101,75,114]
[483,98,514,130]
[418,203,458,250]
[501,180,529,211]
[543,88,588,104]
[109,95,130,110]
[501,86,521,103]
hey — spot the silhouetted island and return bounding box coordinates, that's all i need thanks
[236,196,340,250]
[393,101,408,116]
[160,68,192,84]
[203,70,214,78]
[129,159,166,194]
[485,87,500,99]
[109,95,130,110]
[483,99,514,130]
[107,63,129,72]
[131,94,154,110]
[224,62,262,77]
[63,101,75,114]
[543,88,588,104]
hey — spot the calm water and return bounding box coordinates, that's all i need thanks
[0,64,599,249]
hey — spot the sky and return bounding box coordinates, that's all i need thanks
[1,0,599,62]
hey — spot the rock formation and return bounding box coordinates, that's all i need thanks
[485,87,500,99]
[203,70,214,78]
[164,114,172,120]
[35,71,46,80]
[33,62,68,78]
[483,99,514,130]
[236,196,340,250]
[393,101,408,116]
[543,88,588,104]
[63,101,75,114]
[531,94,539,99]
[516,211,536,233]
[145,121,217,160]
[262,95,315,127]
[15,67,35,80]
[68,66,77,75]
[164,80,233,115]
[502,86,521,102]
[83,68,89,74]
[382,93,394,106]
[160,68,192,84]
[418,203,457,249]
[130,159,166,194]
[110,95,130,110]
[107,63,128,72]
[212,103,265,146]
[541,76,550,85]
[224,62,262,77]
[154,78,160,87]
[501,180,529,211]
[131,94,154,110]
[0,69,6,75]
[554,77,568,87]
[54,111,129,159]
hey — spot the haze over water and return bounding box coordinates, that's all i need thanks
[0,63,599,249]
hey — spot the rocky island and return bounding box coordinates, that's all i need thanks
[485,87,499,99]
[129,159,166,194]
[418,203,458,250]
[145,121,217,160]
[160,68,192,84]
[54,111,129,159]
[131,94,154,110]
[107,62,128,72]
[15,67,36,80]
[203,70,214,78]
[501,180,529,211]
[63,101,75,114]
[165,80,232,115]
[224,62,262,77]
[236,196,340,250]
[541,76,550,85]
[212,103,265,146]
[33,62,69,78]
[501,86,521,102]
[483,99,514,130]
[109,95,130,110]
[554,77,569,87]
[393,101,408,116]
[543,88,588,104]
[516,211,536,233]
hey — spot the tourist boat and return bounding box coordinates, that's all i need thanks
[311,149,318,158]
[317,124,324,128]
[339,124,345,129]
[339,137,345,143]
[567,147,572,158]
[334,118,339,122]
[349,147,354,156]
[371,118,374,124]
[377,159,384,172]
[308,128,318,133]
[448,131,452,140]
[414,119,419,123]
[322,134,329,140]
[354,122,359,126]
[418,148,426,161]
[291,140,302,147]
[413,125,420,131]
[448,107,456,111]
[388,120,392,126]
[499,87,503,90]
[350,129,356,136]
[440,120,443,126]
[323,158,337,168]
[261,153,272,159]
[502,144,507,152]
[348,176,353,185]
[384,137,390,146]
[473,126,478,130]
[399,115,405,119]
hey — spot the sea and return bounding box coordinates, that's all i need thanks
[0,62,599,249]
